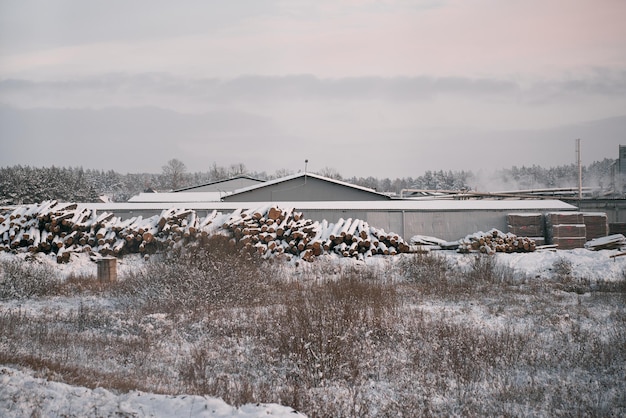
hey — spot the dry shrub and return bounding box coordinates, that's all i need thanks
[274,269,398,388]
[400,252,521,297]
[0,258,59,299]
[400,252,450,284]
[55,272,106,295]
[117,235,270,314]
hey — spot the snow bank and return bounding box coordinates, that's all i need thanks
[0,367,306,418]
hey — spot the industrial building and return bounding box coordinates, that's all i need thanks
[223,172,391,202]
[91,172,582,242]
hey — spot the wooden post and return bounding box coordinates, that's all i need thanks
[97,257,117,283]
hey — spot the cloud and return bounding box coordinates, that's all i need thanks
[4,72,626,111]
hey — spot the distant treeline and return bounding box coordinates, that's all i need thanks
[0,158,617,205]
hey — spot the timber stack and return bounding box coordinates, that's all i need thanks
[221,206,409,262]
[0,201,409,262]
[458,228,537,254]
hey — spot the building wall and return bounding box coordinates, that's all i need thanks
[301,209,533,241]
[225,177,389,202]
[577,199,626,223]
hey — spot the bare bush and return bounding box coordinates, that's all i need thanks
[117,235,270,314]
[273,270,398,388]
[0,258,59,299]
[400,252,450,284]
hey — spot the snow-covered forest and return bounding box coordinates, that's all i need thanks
[0,159,617,205]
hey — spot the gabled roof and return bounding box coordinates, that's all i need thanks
[173,175,265,193]
[225,172,391,200]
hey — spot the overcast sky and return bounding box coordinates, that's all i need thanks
[1,0,625,178]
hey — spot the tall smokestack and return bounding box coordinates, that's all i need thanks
[577,139,582,200]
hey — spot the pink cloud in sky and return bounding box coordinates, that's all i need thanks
[2,0,624,79]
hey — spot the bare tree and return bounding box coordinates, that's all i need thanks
[162,158,187,190]
[229,163,247,176]
[317,166,343,180]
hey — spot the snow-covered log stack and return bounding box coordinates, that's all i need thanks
[221,206,410,262]
[0,201,223,262]
[458,228,536,254]
[1,202,409,262]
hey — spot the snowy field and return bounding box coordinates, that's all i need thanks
[0,247,625,417]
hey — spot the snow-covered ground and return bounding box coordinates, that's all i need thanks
[3,245,626,284]
[1,248,624,417]
[0,366,304,418]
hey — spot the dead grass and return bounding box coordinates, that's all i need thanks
[0,250,624,417]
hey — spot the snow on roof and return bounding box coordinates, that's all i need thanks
[172,175,265,192]
[84,198,577,212]
[226,172,390,198]
[128,192,226,203]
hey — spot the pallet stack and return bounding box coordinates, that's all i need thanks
[582,212,608,241]
[507,213,545,246]
[545,212,586,249]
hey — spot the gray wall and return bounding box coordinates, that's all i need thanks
[301,209,522,241]
[225,177,389,202]
[576,199,626,224]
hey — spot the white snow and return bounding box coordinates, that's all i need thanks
[79,198,577,213]
[0,367,305,418]
[128,192,225,203]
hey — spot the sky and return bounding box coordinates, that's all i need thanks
[1,0,625,179]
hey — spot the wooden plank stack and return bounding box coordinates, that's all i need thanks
[545,212,586,250]
[458,228,537,254]
[0,202,409,262]
[582,212,608,241]
[507,213,545,246]
[584,234,626,251]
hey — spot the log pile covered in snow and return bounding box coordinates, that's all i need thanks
[0,201,409,262]
[458,228,537,254]
[221,206,409,262]
[0,201,222,263]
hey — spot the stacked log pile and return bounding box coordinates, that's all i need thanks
[0,202,409,262]
[458,228,536,254]
[507,213,545,246]
[545,212,586,250]
[221,206,409,261]
[0,201,222,262]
